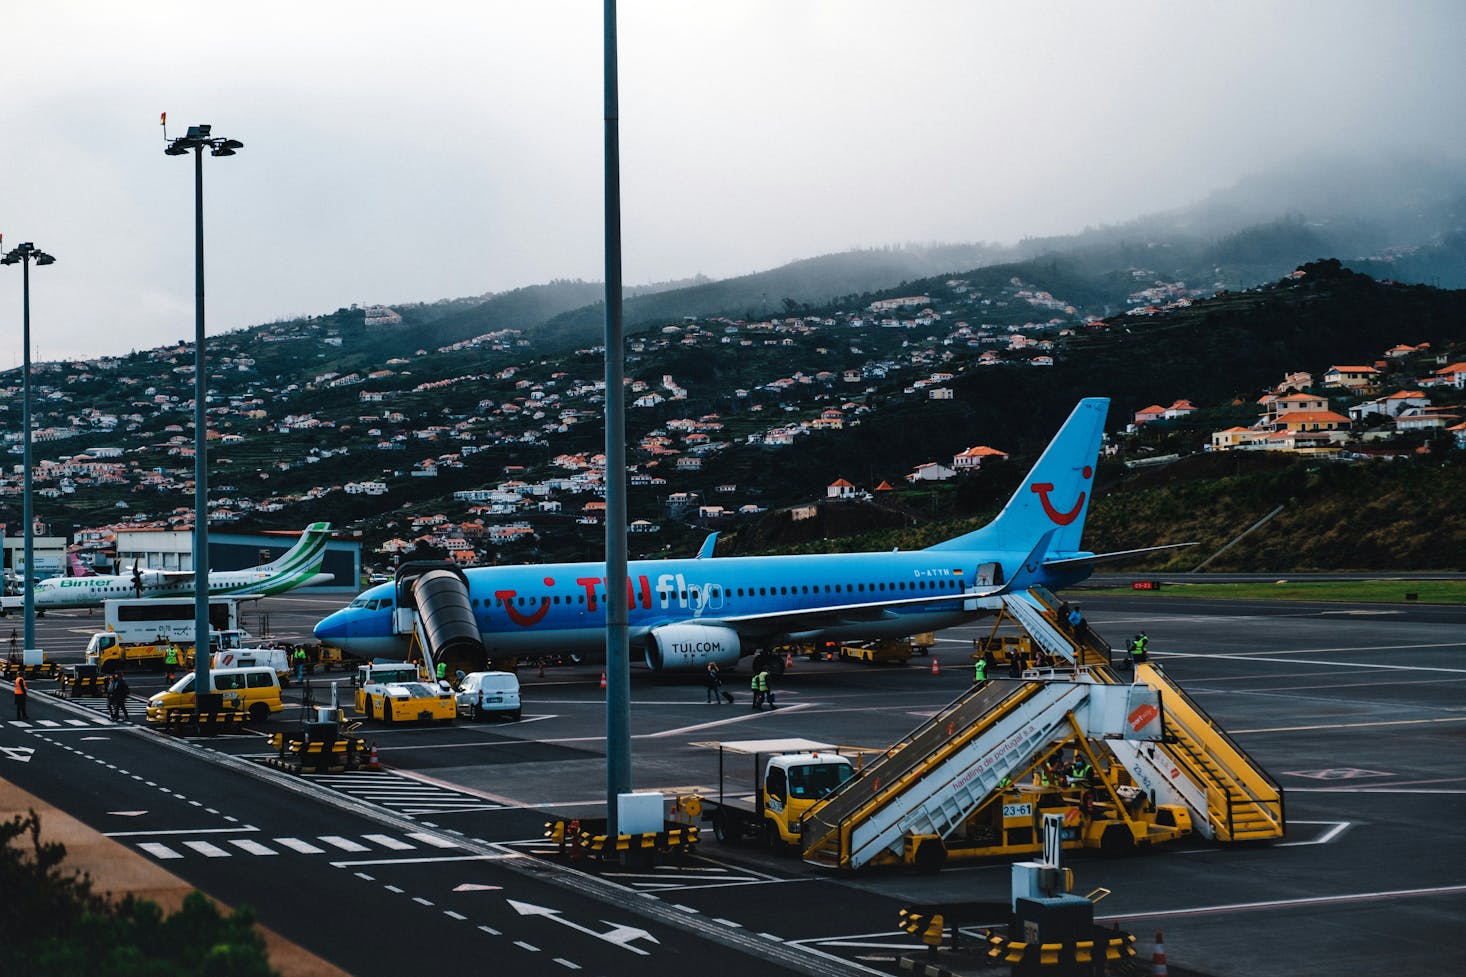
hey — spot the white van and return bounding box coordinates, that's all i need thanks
[454,671,522,721]
[211,647,291,683]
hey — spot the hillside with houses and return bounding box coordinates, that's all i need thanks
[4,256,1466,573]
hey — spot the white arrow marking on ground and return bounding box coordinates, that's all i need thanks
[453,883,502,892]
[1,746,35,763]
[506,900,659,955]
[107,811,148,817]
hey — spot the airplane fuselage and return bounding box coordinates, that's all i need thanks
[314,546,1088,665]
[33,570,277,609]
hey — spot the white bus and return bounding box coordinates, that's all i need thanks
[103,597,243,646]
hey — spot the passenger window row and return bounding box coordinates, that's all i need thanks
[469,576,963,609]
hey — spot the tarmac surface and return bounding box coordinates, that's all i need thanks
[3,588,1464,976]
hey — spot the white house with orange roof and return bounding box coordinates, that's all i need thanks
[1394,407,1462,433]
[1425,362,1466,389]
[951,445,1009,471]
[1133,404,1166,426]
[1348,390,1430,421]
[826,477,858,499]
[1160,399,1197,420]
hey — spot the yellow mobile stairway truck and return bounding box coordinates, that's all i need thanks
[692,739,860,850]
[797,586,1286,872]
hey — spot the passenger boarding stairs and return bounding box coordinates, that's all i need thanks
[1005,587,1283,841]
[800,587,1284,869]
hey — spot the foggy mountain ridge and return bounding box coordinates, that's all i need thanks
[64,153,1466,372]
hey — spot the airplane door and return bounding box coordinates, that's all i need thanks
[975,562,1003,587]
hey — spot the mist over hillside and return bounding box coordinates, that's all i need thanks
[353,153,1466,356]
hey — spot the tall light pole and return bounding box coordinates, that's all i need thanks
[164,123,242,702]
[1,240,56,659]
[602,0,631,837]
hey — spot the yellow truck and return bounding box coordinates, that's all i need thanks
[85,632,192,674]
[691,738,858,851]
[354,661,455,723]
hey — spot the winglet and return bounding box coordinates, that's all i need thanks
[1000,528,1058,593]
[696,533,718,560]
[958,528,1056,601]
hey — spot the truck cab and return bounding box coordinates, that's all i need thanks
[697,738,857,850]
[762,752,855,846]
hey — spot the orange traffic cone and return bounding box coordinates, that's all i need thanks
[784,651,794,669]
[599,671,607,689]
[1152,930,1167,976]
[931,657,941,675]
[366,741,380,770]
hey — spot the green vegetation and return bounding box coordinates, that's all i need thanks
[1086,579,1466,604]
[0,811,276,977]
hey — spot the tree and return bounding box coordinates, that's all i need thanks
[0,811,277,977]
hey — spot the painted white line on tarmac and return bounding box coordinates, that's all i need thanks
[1097,883,1466,921]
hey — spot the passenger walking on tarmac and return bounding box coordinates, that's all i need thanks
[108,673,130,722]
[13,672,28,720]
[1008,651,1024,678]
[750,669,769,710]
[705,662,723,704]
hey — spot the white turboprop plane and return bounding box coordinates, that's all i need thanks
[31,522,334,611]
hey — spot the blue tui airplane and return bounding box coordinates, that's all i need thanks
[313,398,1181,673]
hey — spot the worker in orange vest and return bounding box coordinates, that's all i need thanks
[13,672,28,720]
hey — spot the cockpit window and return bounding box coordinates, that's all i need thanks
[349,596,369,608]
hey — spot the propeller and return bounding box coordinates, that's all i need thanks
[131,559,144,598]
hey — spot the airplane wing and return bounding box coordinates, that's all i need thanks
[1040,542,1197,573]
[697,530,1055,636]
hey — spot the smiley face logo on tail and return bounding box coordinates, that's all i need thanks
[1029,465,1093,526]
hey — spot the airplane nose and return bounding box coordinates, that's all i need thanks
[313,611,348,642]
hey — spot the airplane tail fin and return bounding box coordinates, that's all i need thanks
[257,522,333,576]
[66,553,98,577]
[925,398,1108,556]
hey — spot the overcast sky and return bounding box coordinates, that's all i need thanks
[2,0,1463,363]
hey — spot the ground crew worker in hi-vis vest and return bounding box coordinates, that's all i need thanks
[294,646,307,681]
[436,661,447,681]
[13,672,28,719]
[164,644,180,682]
[750,670,768,710]
[973,656,988,684]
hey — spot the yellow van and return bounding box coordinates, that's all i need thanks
[145,666,284,724]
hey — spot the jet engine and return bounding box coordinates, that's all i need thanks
[645,623,742,671]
